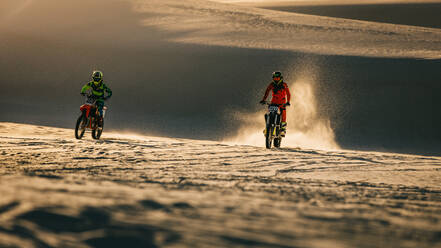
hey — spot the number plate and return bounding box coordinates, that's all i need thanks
[268,106,279,112]
[86,97,96,104]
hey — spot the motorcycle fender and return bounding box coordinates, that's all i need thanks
[79,104,88,112]
[80,104,91,118]
[268,112,276,125]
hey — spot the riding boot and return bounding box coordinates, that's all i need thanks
[281,122,287,137]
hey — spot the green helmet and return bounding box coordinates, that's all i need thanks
[272,71,283,83]
[92,70,103,82]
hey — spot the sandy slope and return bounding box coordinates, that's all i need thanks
[0,122,440,247]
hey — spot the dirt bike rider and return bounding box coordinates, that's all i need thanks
[260,71,291,137]
[80,70,112,125]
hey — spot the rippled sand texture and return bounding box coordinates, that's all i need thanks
[0,123,440,247]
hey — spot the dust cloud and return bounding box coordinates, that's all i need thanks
[0,0,33,23]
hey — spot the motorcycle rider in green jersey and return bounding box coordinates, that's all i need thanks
[80,70,112,126]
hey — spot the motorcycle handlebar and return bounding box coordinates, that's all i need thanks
[83,94,109,100]
[261,101,288,107]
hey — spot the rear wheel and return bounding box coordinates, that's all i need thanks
[265,125,273,149]
[92,118,104,140]
[75,114,86,139]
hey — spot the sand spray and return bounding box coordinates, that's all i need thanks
[225,65,339,150]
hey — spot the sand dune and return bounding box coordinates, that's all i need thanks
[0,122,440,247]
[5,0,438,58]
[135,0,441,59]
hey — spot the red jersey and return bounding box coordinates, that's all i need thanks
[262,81,291,105]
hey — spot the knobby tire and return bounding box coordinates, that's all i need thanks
[274,137,281,148]
[75,114,86,139]
[92,118,104,140]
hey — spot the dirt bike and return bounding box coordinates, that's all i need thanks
[263,102,284,149]
[75,95,107,140]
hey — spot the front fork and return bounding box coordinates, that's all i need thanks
[274,114,280,136]
[265,113,280,136]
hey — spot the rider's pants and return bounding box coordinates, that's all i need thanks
[96,101,105,117]
[280,106,286,122]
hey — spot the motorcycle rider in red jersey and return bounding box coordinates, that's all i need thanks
[260,71,291,136]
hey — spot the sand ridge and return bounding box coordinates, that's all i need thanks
[133,0,441,59]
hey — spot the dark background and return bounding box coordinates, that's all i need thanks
[262,3,441,29]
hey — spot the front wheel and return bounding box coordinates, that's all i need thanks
[274,137,281,148]
[75,114,86,139]
[92,118,104,140]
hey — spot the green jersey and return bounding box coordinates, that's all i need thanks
[81,81,112,102]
